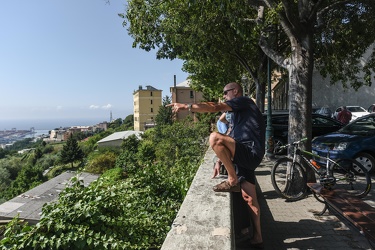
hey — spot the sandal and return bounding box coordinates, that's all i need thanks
[249,242,264,249]
[213,180,241,192]
[236,239,264,249]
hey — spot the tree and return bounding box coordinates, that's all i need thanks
[0,148,7,159]
[121,134,140,153]
[155,96,173,126]
[123,1,375,181]
[122,0,272,110]
[60,137,85,168]
[109,118,123,129]
[122,114,134,130]
[85,151,117,174]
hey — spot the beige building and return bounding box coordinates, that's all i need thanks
[133,85,162,131]
[170,79,204,121]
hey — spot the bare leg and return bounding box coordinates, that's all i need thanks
[209,132,237,186]
[241,181,263,244]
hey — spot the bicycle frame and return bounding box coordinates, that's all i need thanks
[287,140,337,180]
[272,138,371,201]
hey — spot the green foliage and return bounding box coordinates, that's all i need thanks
[121,134,140,153]
[0,157,23,180]
[155,96,173,126]
[136,140,156,165]
[5,138,34,151]
[0,167,11,198]
[115,150,140,176]
[122,114,134,130]
[108,118,123,130]
[36,154,58,171]
[99,167,125,181]
[314,2,375,90]
[60,137,85,168]
[0,148,7,159]
[123,0,265,100]
[84,151,117,174]
[1,119,210,249]
[3,164,46,200]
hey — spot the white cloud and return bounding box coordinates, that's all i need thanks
[101,104,112,109]
[89,105,99,109]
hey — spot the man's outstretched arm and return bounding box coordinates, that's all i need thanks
[167,102,232,113]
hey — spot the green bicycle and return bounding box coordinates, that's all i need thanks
[271,138,372,201]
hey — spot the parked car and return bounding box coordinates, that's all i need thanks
[368,104,375,113]
[312,106,332,117]
[263,113,344,154]
[312,113,375,172]
[332,106,370,121]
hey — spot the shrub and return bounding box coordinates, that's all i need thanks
[0,119,210,249]
[85,151,117,174]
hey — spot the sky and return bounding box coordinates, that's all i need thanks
[0,0,188,129]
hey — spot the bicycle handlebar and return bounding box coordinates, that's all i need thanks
[279,137,308,149]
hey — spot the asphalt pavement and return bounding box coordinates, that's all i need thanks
[254,157,374,250]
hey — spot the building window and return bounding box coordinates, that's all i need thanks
[190,90,194,98]
[151,108,153,112]
[150,92,153,96]
[151,100,153,104]
[135,117,138,121]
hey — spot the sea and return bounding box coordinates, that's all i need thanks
[0,117,108,135]
[0,118,109,145]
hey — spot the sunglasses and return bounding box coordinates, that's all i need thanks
[223,88,235,95]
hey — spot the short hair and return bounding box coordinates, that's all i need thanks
[226,82,243,95]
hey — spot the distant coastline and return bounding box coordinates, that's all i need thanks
[0,118,109,131]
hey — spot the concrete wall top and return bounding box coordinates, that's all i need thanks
[161,147,234,250]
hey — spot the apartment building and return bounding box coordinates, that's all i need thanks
[133,85,162,131]
[170,79,204,121]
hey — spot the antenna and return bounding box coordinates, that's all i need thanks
[110,111,113,122]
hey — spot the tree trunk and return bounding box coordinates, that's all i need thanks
[287,33,315,182]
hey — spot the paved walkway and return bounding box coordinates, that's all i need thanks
[255,157,374,250]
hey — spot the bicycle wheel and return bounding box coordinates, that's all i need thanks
[330,158,372,198]
[271,158,307,201]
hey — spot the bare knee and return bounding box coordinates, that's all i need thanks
[242,193,254,205]
[242,194,260,215]
[209,132,221,147]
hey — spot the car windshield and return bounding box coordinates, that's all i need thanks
[339,116,375,136]
[347,106,366,112]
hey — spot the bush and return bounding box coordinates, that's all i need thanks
[0,119,210,249]
[85,151,117,174]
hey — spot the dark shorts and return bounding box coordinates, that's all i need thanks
[233,141,262,185]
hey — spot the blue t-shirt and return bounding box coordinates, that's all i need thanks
[217,120,228,134]
[225,96,265,157]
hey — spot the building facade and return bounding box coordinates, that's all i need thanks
[271,44,375,113]
[133,85,162,131]
[170,79,204,121]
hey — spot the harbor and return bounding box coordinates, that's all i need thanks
[0,128,49,147]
